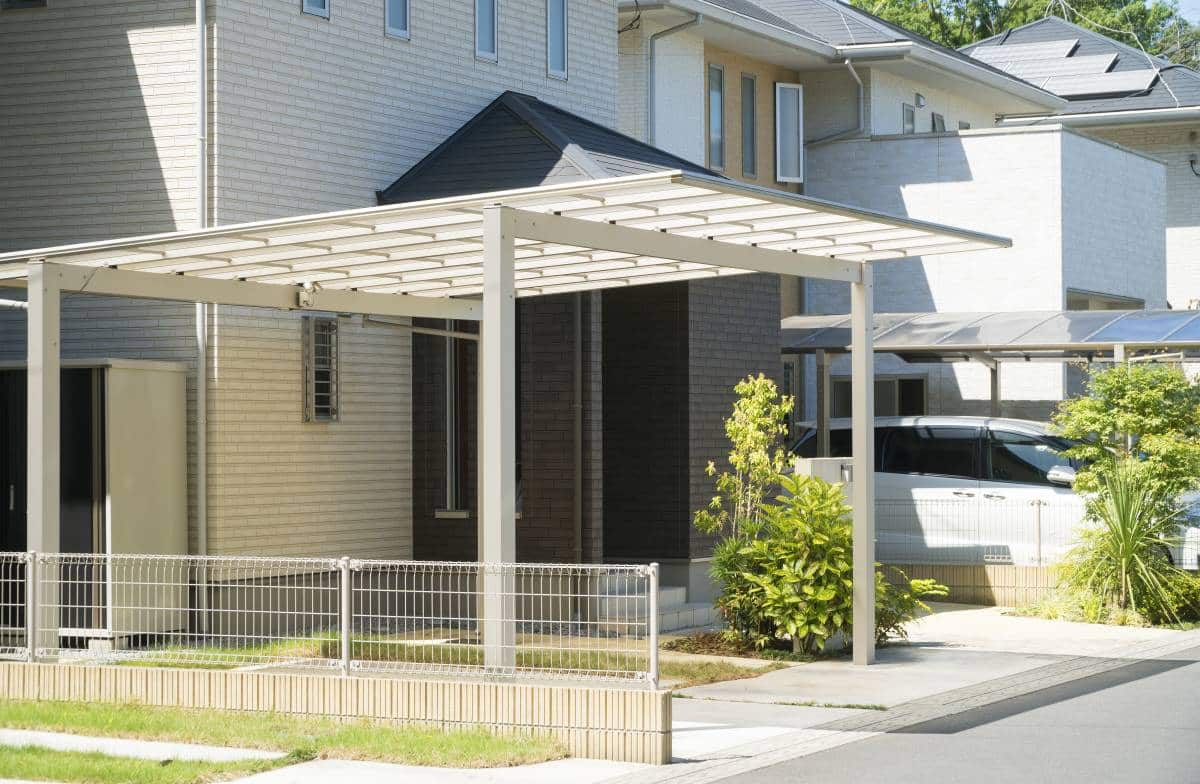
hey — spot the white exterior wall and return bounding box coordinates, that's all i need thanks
[616,21,704,165]
[212,0,617,223]
[802,126,1165,420]
[866,67,996,135]
[1087,123,1200,309]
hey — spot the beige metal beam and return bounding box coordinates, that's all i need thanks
[26,261,60,554]
[41,263,482,320]
[507,209,865,283]
[850,263,876,666]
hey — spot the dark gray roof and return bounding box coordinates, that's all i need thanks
[378,92,715,205]
[963,16,1200,113]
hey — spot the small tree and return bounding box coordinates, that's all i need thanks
[1053,363,1200,501]
[693,374,793,539]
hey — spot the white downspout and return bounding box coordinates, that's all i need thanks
[646,14,701,145]
[195,0,209,561]
[809,58,865,147]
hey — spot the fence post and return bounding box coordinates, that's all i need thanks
[648,562,659,689]
[1032,501,1044,566]
[339,557,352,677]
[25,552,37,663]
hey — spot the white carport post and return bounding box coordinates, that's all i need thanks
[26,260,60,554]
[850,263,876,665]
[479,206,517,671]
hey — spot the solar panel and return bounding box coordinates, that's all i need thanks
[999,53,1117,80]
[1044,69,1158,97]
[971,39,1078,63]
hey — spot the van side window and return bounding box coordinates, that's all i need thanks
[879,426,979,479]
[988,430,1073,485]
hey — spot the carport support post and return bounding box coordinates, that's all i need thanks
[850,263,875,666]
[815,349,831,457]
[989,363,1001,418]
[479,206,517,671]
[26,261,60,555]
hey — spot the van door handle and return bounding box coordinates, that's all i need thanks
[952,490,975,498]
[983,493,1005,500]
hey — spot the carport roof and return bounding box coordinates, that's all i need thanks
[782,310,1200,361]
[0,171,1007,315]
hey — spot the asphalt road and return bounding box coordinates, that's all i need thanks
[716,645,1200,784]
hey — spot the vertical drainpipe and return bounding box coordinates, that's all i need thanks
[194,0,209,560]
[646,14,701,145]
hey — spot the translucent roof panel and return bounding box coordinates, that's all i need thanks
[0,171,1009,301]
[781,309,1200,359]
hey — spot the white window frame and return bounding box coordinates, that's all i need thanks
[546,0,567,80]
[741,73,757,178]
[774,82,804,184]
[303,316,340,422]
[301,0,329,19]
[707,64,725,171]
[901,103,916,134]
[385,0,410,39]
[475,0,498,62]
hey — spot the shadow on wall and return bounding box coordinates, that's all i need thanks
[0,1,188,252]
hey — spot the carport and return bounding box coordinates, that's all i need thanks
[783,309,1200,454]
[0,170,1009,665]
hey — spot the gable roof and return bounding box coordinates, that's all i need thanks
[962,16,1200,113]
[378,92,715,205]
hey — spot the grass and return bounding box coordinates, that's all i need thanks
[0,700,567,768]
[0,746,300,784]
[658,657,787,689]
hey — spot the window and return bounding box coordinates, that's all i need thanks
[475,0,497,60]
[1,0,47,8]
[988,430,1078,485]
[302,0,329,19]
[878,426,980,480]
[303,317,339,422]
[386,0,409,38]
[901,103,915,134]
[775,83,803,182]
[741,74,757,178]
[1065,288,1145,311]
[546,0,567,79]
[958,120,972,131]
[931,113,946,133]
[707,64,725,170]
[831,376,926,418]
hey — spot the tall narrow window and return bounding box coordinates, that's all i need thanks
[775,82,803,183]
[302,0,329,19]
[303,317,339,422]
[741,74,757,178]
[931,113,946,133]
[902,103,916,134]
[476,0,497,60]
[547,0,567,79]
[708,64,725,170]
[386,0,409,37]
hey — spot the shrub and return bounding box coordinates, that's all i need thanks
[875,567,948,645]
[1059,457,1187,624]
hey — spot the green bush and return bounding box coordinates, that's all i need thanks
[1059,457,1187,624]
[875,567,948,645]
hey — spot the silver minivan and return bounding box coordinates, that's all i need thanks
[792,416,1200,569]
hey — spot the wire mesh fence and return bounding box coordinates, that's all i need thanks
[5,552,657,686]
[876,498,1200,569]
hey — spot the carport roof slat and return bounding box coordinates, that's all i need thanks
[782,310,1200,360]
[0,172,1008,301]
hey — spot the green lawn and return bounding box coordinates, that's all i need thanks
[0,700,567,769]
[0,746,298,784]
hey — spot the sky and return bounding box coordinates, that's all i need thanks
[1182,0,1200,24]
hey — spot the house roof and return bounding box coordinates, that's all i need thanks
[963,16,1200,114]
[378,92,715,205]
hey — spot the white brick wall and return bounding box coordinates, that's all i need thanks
[865,67,996,135]
[211,0,617,223]
[1087,123,1200,309]
[801,126,1165,420]
[616,21,703,165]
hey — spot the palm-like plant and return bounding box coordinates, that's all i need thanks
[1062,457,1184,622]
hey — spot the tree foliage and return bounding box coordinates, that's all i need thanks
[693,374,794,538]
[849,0,1200,70]
[1052,363,1200,500]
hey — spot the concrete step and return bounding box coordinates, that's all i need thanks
[658,602,720,633]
